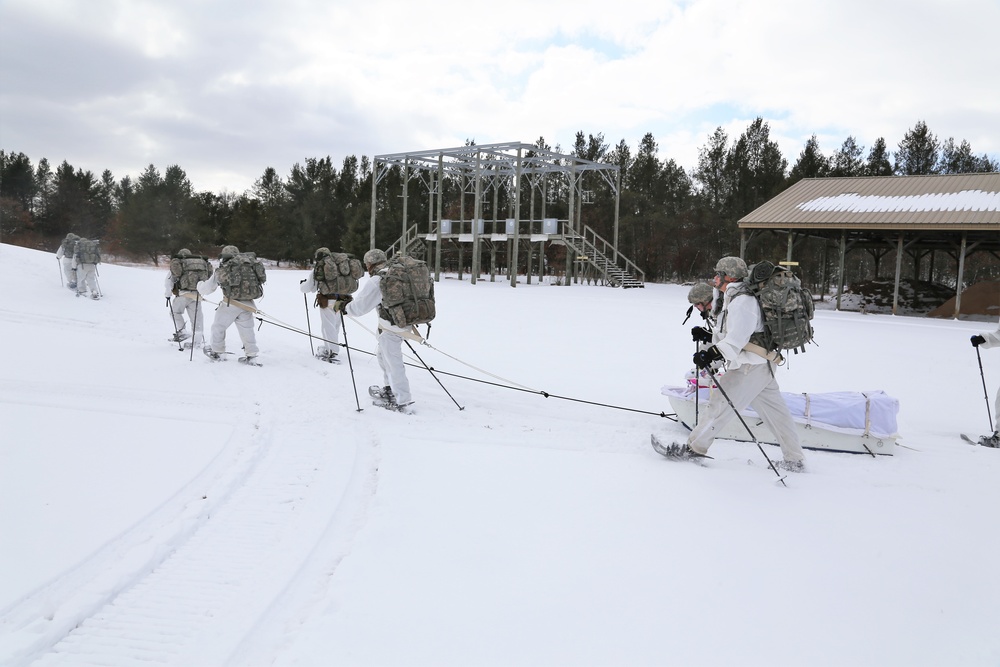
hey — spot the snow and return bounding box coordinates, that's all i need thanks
[2,242,1000,666]
[798,190,1000,213]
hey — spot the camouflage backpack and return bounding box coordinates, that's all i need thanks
[216,252,266,301]
[740,261,815,355]
[314,252,364,296]
[170,255,214,291]
[76,239,101,264]
[60,236,77,257]
[377,255,435,327]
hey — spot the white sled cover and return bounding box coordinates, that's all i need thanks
[661,385,900,455]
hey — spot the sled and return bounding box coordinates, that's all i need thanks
[661,385,899,456]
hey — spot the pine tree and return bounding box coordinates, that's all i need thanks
[865,138,893,176]
[0,151,35,238]
[830,136,866,176]
[727,117,787,218]
[938,138,981,174]
[788,134,828,185]
[894,120,939,175]
[693,127,730,216]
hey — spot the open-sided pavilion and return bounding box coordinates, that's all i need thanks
[738,173,1000,316]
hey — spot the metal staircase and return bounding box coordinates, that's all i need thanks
[559,223,645,288]
[386,224,426,260]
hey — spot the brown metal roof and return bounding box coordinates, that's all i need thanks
[739,173,1000,230]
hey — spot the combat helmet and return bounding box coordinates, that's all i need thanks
[363,248,387,270]
[714,256,748,280]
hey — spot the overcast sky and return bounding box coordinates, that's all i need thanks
[2,0,998,194]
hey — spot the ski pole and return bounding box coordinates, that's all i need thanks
[705,366,786,486]
[976,345,994,432]
[303,291,315,356]
[404,339,464,410]
[691,317,714,427]
[167,297,183,351]
[340,311,362,412]
[694,338,700,426]
[57,257,63,287]
[190,292,201,362]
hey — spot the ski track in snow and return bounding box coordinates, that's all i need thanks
[4,376,380,667]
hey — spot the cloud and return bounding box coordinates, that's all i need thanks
[2,0,998,193]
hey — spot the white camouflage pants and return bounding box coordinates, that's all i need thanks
[687,362,805,463]
[172,294,206,345]
[61,257,77,287]
[76,264,99,296]
[209,300,259,357]
[377,329,412,405]
[317,304,342,355]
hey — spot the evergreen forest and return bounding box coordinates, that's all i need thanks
[2,118,997,292]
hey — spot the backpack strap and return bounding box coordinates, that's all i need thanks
[743,341,784,366]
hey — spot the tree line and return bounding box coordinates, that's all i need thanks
[2,118,996,289]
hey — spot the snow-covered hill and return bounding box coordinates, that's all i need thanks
[1,242,998,666]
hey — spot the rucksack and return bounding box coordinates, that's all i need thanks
[60,237,76,257]
[377,255,436,327]
[170,255,213,291]
[314,252,364,296]
[216,252,266,301]
[741,261,814,355]
[76,239,101,264]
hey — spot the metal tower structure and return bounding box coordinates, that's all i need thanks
[370,141,638,287]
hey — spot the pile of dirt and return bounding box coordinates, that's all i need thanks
[928,281,1000,320]
[837,278,1000,320]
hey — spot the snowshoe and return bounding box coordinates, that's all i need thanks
[979,432,1000,448]
[773,459,806,473]
[369,385,394,401]
[371,396,414,414]
[316,350,340,364]
[238,356,262,367]
[170,331,191,343]
[204,347,223,361]
[651,434,711,464]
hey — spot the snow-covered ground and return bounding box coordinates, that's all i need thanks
[2,242,999,666]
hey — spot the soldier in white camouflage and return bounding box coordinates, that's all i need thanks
[300,247,344,362]
[165,248,210,347]
[73,237,101,299]
[334,249,415,413]
[55,233,79,290]
[197,245,261,364]
[658,256,807,472]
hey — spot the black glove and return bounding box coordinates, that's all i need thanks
[693,346,724,369]
[691,326,713,344]
[333,295,353,313]
[972,335,986,347]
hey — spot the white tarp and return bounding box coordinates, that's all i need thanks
[661,386,900,439]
